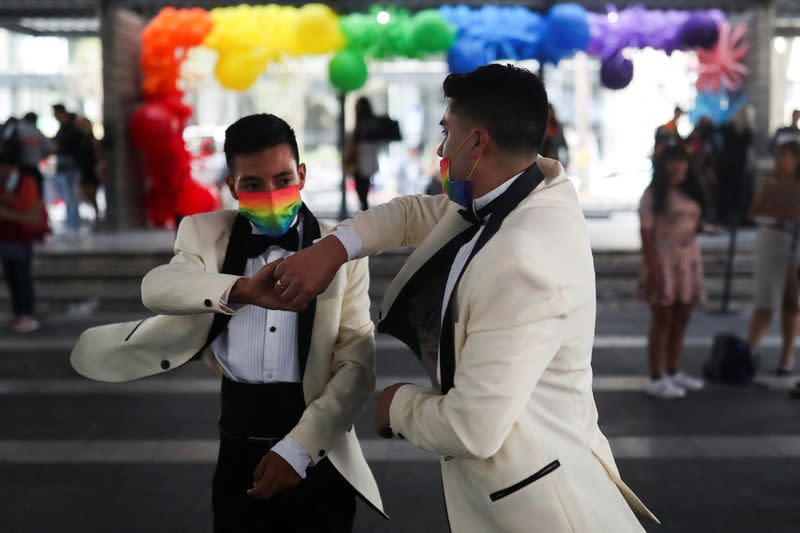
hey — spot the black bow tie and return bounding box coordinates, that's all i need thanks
[243,226,300,258]
[457,203,494,226]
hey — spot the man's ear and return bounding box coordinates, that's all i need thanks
[472,128,490,158]
[297,163,307,191]
[226,174,238,201]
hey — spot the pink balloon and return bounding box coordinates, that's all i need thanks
[696,22,749,93]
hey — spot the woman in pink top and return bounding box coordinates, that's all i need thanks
[638,144,707,399]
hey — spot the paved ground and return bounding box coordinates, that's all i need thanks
[2,302,800,533]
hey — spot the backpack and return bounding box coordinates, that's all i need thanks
[704,334,759,385]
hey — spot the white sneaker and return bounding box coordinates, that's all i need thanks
[644,377,686,399]
[669,371,704,391]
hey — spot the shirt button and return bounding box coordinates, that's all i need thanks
[270,326,277,333]
[203,299,212,307]
[267,373,273,379]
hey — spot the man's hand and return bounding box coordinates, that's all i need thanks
[272,235,348,309]
[375,383,410,439]
[228,259,307,312]
[247,451,301,501]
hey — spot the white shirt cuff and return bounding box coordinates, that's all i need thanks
[330,226,364,261]
[271,436,312,479]
[219,277,244,314]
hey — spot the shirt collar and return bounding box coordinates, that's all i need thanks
[472,171,524,212]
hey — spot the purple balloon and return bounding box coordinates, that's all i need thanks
[679,12,720,49]
[600,51,633,90]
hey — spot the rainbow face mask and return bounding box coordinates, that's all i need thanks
[440,131,481,210]
[238,185,303,237]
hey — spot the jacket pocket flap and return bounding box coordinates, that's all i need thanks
[489,460,561,502]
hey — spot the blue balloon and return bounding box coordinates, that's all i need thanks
[440,4,545,71]
[547,3,590,52]
[447,38,488,74]
[689,89,747,125]
[539,3,590,65]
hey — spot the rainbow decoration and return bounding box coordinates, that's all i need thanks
[237,186,303,238]
[130,3,747,227]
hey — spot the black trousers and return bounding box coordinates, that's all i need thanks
[212,378,355,533]
[1,243,34,316]
[212,437,355,533]
[354,173,371,211]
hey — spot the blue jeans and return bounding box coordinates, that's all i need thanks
[55,167,81,231]
[1,243,35,316]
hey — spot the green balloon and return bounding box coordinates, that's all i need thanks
[411,10,455,53]
[340,14,375,53]
[328,49,368,93]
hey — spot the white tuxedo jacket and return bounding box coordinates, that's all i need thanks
[339,156,657,532]
[70,209,385,516]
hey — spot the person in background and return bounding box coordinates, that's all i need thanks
[654,106,684,159]
[52,104,84,234]
[74,115,102,222]
[746,141,800,376]
[0,149,45,333]
[686,116,721,222]
[639,143,707,399]
[17,112,56,195]
[717,107,754,226]
[350,97,381,211]
[770,109,800,153]
[539,103,569,166]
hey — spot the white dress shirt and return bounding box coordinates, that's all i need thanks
[216,216,311,478]
[333,173,523,385]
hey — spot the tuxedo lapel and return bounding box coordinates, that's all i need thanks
[297,204,321,377]
[439,164,546,393]
[376,209,470,364]
[194,214,252,358]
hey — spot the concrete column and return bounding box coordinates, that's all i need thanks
[742,3,775,158]
[98,1,146,230]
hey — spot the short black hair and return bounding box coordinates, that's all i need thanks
[23,112,37,123]
[442,64,549,155]
[53,103,66,113]
[224,114,300,173]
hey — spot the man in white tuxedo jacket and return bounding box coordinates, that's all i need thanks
[270,65,659,532]
[70,114,384,532]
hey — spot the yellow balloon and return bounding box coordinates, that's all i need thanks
[295,3,343,55]
[214,52,267,91]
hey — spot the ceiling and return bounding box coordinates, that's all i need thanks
[0,0,796,37]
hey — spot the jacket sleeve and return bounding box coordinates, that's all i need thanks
[287,257,376,464]
[389,243,569,459]
[337,194,451,257]
[141,215,241,315]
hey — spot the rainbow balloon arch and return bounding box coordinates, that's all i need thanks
[129,2,750,226]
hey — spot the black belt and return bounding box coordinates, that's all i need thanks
[218,377,305,441]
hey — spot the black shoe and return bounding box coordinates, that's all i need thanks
[776,367,795,377]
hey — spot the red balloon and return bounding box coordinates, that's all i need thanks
[128,101,179,151]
